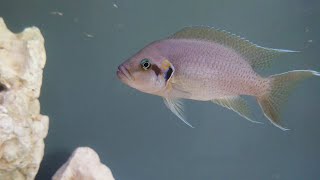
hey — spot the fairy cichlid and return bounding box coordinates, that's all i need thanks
[117,26,319,130]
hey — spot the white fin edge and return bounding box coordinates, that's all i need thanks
[212,96,263,124]
[257,102,290,131]
[163,97,194,128]
[262,47,300,53]
[311,70,320,76]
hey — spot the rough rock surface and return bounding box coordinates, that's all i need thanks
[0,18,48,180]
[52,147,115,180]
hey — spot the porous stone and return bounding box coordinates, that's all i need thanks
[0,17,48,180]
[52,147,115,180]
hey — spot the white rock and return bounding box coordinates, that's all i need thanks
[0,17,48,180]
[52,147,115,180]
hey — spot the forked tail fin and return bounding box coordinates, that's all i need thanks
[257,70,319,130]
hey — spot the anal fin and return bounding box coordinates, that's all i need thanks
[212,96,262,124]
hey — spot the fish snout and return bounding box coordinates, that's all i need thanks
[117,64,134,81]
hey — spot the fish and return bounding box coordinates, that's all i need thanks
[116,26,319,130]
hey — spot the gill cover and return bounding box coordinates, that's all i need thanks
[161,59,194,128]
[161,59,174,83]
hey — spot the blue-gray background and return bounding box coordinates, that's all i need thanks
[1,0,319,179]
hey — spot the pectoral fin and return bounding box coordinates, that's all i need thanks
[163,97,194,128]
[212,96,262,124]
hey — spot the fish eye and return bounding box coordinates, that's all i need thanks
[140,58,151,70]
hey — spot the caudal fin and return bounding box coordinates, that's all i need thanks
[257,70,319,130]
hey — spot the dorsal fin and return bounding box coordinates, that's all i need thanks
[170,26,298,70]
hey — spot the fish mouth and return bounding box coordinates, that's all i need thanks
[117,65,134,81]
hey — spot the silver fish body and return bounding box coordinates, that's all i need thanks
[117,27,319,130]
[155,39,269,101]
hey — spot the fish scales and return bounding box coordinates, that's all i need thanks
[117,26,319,130]
[156,39,266,100]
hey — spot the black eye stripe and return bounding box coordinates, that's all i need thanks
[151,64,161,76]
